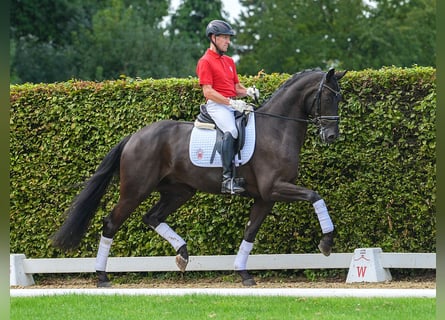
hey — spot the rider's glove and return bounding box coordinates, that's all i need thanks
[246,86,260,100]
[229,99,253,114]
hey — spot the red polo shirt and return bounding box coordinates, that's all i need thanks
[196,49,239,98]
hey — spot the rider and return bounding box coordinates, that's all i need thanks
[196,19,259,194]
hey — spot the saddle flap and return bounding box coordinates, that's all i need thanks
[189,112,256,168]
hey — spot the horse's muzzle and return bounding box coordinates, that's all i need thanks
[319,126,339,144]
[314,116,339,144]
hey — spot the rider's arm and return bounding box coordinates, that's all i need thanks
[201,84,232,105]
[235,83,248,98]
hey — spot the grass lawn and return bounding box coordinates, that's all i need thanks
[11,294,435,320]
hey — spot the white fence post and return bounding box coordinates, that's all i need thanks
[10,254,35,286]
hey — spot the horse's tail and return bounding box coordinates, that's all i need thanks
[51,135,132,250]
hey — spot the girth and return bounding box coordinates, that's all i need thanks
[195,104,249,163]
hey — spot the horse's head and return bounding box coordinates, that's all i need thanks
[310,68,347,143]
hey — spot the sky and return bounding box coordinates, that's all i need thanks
[170,0,243,21]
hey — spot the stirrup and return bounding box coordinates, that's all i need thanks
[221,178,245,194]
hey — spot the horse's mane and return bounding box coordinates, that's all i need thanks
[258,68,322,108]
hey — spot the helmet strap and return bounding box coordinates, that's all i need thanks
[210,35,224,56]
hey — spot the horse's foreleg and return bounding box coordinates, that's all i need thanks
[235,199,274,286]
[313,199,334,256]
[270,182,334,255]
[234,241,255,286]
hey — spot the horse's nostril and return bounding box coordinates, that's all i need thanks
[327,134,337,142]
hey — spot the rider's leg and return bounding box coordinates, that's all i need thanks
[205,100,245,194]
[221,132,244,194]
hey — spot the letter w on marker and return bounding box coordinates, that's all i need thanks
[357,266,367,277]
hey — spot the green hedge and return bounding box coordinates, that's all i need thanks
[10,66,436,259]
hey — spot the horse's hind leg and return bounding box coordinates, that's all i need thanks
[95,195,145,287]
[142,184,196,272]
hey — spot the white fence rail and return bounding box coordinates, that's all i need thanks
[10,250,436,287]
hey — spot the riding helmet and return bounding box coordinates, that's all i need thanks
[206,20,236,39]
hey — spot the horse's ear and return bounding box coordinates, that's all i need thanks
[335,70,347,81]
[327,68,347,82]
[326,68,336,82]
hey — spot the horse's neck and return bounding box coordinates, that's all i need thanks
[257,100,308,150]
[267,77,312,117]
[264,84,309,121]
[258,82,310,146]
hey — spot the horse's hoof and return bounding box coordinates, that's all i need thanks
[242,278,257,286]
[96,270,111,287]
[175,254,188,273]
[318,231,334,256]
[237,270,256,286]
[97,281,112,288]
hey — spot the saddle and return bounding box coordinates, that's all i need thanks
[194,104,249,163]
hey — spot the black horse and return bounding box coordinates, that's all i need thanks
[52,68,347,287]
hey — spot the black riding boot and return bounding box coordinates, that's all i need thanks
[221,132,245,194]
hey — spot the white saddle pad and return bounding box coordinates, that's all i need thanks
[189,113,256,167]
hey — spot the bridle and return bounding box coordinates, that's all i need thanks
[310,72,341,128]
[252,72,341,127]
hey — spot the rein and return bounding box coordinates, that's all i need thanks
[252,109,310,124]
[251,74,341,126]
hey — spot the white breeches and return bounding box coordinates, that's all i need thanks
[206,100,238,139]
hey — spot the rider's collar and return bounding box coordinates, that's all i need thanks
[208,47,224,58]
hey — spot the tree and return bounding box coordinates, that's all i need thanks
[10,0,92,83]
[10,0,110,83]
[10,0,173,82]
[234,0,436,75]
[234,0,366,74]
[167,0,227,77]
[10,0,86,46]
[359,0,436,68]
[11,35,78,83]
[10,0,435,83]
[73,0,170,80]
